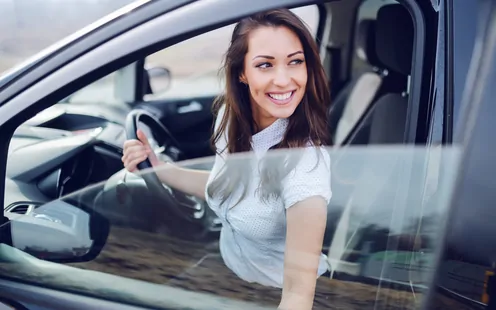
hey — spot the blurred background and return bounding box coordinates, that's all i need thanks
[0,0,135,73]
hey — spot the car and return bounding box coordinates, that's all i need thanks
[0,0,495,309]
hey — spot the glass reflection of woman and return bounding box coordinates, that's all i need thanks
[122,8,332,309]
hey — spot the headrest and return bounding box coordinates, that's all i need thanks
[355,19,380,67]
[375,4,414,75]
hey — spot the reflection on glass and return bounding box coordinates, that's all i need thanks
[0,146,461,309]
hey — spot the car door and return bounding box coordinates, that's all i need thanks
[0,0,488,309]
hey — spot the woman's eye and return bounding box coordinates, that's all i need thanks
[256,62,271,69]
[289,59,305,65]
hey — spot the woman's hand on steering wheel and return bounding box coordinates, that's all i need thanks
[122,129,161,172]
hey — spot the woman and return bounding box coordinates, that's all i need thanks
[122,8,332,310]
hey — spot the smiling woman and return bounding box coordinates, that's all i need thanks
[122,8,332,309]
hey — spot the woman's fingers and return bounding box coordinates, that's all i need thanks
[137,129,151,147]
[123,144,149,159]
[122,141,151,172]
[125,154,149,172]
[122,130,154,173]
[123,139,143,151]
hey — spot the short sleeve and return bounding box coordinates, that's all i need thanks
[281,146,332,209]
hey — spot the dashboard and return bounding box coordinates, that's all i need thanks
[2,102,215,242]
[4,107,129,218]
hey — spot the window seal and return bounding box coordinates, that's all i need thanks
[443,0,454,143]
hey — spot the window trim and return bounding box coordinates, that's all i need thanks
[444,0,454,143]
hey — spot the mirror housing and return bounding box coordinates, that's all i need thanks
[144,65,172,95]
[7,200,110,263]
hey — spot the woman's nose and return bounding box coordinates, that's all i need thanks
[272,67,291,87]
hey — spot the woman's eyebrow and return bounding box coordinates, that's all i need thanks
[252,55,274,60]
[287,50,303,57]
[252,50,304,60]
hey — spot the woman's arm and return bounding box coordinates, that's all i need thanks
[153,104,226,200]
[278,196,327,310]
[122,129,210,200]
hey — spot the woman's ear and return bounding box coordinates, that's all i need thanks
[239,74,247,85]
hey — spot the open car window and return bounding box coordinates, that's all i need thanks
[60,5,320,105]
[0,145,462,309]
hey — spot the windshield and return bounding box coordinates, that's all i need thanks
[0,0,137,75]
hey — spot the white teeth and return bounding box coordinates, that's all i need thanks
[269,91,292,100]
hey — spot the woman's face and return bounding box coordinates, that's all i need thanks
[241,26,308,130]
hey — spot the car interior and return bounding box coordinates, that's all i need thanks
[331,2,413,147]
[1,0,442,308]
[6,0,417,223]
[5,0,419,253]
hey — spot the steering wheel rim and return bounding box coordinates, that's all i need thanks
[125,109,179,169]
[124,109,203,224]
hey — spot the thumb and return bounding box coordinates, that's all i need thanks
[136,129,150,146]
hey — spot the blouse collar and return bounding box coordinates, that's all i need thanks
[251,118,289,156]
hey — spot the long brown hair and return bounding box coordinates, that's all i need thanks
[207,8,331,205]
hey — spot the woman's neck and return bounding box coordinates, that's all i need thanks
[253,117,277,133]
[251,102,277,133]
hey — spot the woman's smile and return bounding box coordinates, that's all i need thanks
[266,90,296,105]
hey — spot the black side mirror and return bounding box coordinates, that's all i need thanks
[143,66,172,95]
[7,200,110,263]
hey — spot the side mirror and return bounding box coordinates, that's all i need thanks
[7,200,110,263]
[144,65,172,95]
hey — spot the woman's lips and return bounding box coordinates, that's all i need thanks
[266,90,295,105]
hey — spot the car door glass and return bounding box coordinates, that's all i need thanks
[1,140,462,309]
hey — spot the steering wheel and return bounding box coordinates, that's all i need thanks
[124,109,204,224]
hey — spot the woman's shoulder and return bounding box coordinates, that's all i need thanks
[280,141,332,208]
[299,141,331,168]
[281,141,331,178]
